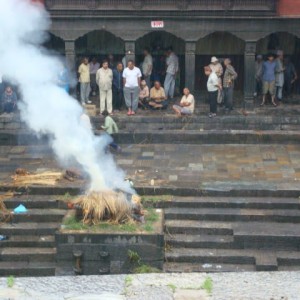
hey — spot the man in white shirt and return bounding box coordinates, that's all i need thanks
[164,47,179,99]
[122,60,142,116]
[209,56,223,104]
[89,58,100,96]
[142,48,153,89]
[204,66,222,118]
[96,60,113,114]
[172,88,195,117]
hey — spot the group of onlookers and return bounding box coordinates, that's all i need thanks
[77,47,180,116]
[255,51,297,106]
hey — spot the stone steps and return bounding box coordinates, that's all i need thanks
[163,196,300,272]
[0,235,55,248]
[165,234,234,249]
[0,195,67,277]
[158,196,300,209]
[164,207,300,223]
[0,262,56,277]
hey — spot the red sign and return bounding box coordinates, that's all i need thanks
[151,21,164,28]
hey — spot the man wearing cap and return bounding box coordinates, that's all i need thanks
[223,58,237,113]
[209,57,223,103]
[275,50,285,103]
[255,55,263,97]
[261,53,277,107]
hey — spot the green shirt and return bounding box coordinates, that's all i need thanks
[101,116,119,135]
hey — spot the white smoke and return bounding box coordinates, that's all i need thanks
[0,0,134,194]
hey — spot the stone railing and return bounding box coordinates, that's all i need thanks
[45,0,278,15]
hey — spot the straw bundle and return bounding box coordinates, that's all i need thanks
[73,191,132,225]
[0,192,14,223]
[11,170,62,186]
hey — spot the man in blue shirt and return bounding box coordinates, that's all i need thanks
[261,53,277,107]
[112,62,124,111]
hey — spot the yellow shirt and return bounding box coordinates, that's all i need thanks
[78,63,90,83]
[150,87,166,101]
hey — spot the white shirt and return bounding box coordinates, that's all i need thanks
[207,72,219,92]
[89,62,100,74]
[166,52,179,75]
[123,67,142,88]
[142,54,153,76]
[180,94,195,113]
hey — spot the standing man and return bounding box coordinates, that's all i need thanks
[112,62,124,111]
[142,48,153,89]
[284,57,297,97]
[78,57,91,105]
[254,55,263,97]
[204,66,222,118]
[209,56,223,104]
[261,53,277,107]
[123,60,142,116]
[89,58,100,96]
[275,50,285,103]
[96,60,113,115]
[164,47,179,99]
[223,58,238,113]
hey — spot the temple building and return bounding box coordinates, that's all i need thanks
[42,0,300,108]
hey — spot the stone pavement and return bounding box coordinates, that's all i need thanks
[0,271,299,300]
[0,143,299,192]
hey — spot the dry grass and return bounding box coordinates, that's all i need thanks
[0,192,14,223]
[73,191,132,225]
[11,171,62,186]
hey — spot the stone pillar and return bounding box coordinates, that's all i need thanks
[124,41,136,65]
[185,41,196,92]
[244,41,257,110]
[64,40,76,71]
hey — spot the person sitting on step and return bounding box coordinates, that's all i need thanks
[138,80,150,109]
[1,86,17,114]
[149,81,168,109]
[172,87,195,117]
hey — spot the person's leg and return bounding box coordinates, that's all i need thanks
[277,86,283,102]
[123,87,132,114]
[132,87,139,112]
[99,89,106,114]
[118,89,124,110]
[80,83,85,104]
[211,91,218,114]
[112,86,118,110]
[107,89,113,113]
[227,86,234,110]
[84,83,91,102]
[164,73,172,98]
[173,104,181,116]
[169,76,175,99]
[223,88,228,109]
[145,76,151,89]
[261,81,268,105]
[208,92,213,114]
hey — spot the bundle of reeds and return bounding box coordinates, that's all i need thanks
[11,170,62,186]
[73,191,132,225]
[0,192,13,223]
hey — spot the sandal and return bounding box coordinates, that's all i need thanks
[260,102,265,106]
[272,102,277,107]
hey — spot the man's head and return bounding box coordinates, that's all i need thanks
[140,80,147,88]
[83,57,89,65]
[211,56,218,65]
[108,54,114,61]
[154,81,161,89]
[224,58,231,67]
[102,110,109,117]
[92,57,97,64]
[116,62,123,72]
[256,55,263,62]
[166,47,173,56]
[102,60,109,69]
[127,60,134,69]
[277,50,284,60]
[267,54,275,62]
[204,66,212,76]
[143,48,150,57]
[183,88,190,96]
[5,86,12,93]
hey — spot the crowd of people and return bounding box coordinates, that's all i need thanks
[255,51,298,106]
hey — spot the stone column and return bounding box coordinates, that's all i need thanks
[185,41,196,92]
[124,41,136,65]
[64,40,76,71]
[244,41,257,110]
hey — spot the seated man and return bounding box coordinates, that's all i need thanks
[1,86,17,113]
[138,80,150,109]
[149,81,168,109]
[172,88,195,117]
